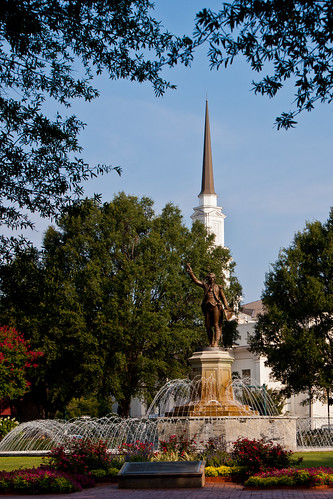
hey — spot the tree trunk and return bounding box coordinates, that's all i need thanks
[117,398,131,418]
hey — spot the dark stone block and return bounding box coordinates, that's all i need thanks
[118,461,205,489]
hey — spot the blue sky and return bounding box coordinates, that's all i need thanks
[23,1,333,303]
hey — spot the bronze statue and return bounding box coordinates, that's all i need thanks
[186,263,233,347]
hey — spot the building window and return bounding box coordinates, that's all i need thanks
[242,369,251,382]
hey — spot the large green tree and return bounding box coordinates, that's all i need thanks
[251,209,333,402]
[0,1,192,259]
[0,193,241,417]
[192,1,333,129]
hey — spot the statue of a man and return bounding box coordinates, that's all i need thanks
[187,263,232,347]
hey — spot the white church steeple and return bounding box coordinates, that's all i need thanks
[191,101,226,247]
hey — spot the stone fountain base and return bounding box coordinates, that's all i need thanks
[161,348,297,450]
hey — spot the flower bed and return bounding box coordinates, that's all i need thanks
[245,467,333,488]
[205,465,246,477]
[2,436,324,492]
[0,437,123,494]
[0,467,94,494]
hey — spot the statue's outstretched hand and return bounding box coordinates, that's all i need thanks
[224,308,233,321]
[186,263,192,273]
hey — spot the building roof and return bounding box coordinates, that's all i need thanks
[199,100,216,196]
[241,300,265,319]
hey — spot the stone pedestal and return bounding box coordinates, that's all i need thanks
[190,348,234,403]
[167,348,255,417]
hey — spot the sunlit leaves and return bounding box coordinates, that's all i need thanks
[192,1,333,129]
[0,1,187,257]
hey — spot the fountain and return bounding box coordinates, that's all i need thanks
[144,346,297,451]
[0,361,292,455]
[0,371,332,453]
[0,415,159,454]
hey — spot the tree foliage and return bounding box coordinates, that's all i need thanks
[192,1,333,128]
[0,1,192,257]
[2,0,331,255]
[0,325,43,401]
[63,395,114,420]
[251,209,333,401]
[0,193,241,417]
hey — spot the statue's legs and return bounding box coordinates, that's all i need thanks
[204,310,214,346]
[205,305,222,346]
[212,306,222,347]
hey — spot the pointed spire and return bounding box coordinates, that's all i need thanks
[191,100,225,247]
[200,100,216,195]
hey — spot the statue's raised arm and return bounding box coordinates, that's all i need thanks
[186,263,204,288]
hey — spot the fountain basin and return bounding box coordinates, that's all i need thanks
[157,415,297,451]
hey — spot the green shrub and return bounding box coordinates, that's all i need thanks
[49,476,72,493]
[205,465,247,478]
[90,469,107,479]
[262,477,280,487]
[0,478,8,491]
[293,469,310,485]
[278,476,294,486]
[107,467,120,477]
[245,467,333,488]
[245,476,289,487]
[36,473,52,491]
[245,476,262,487]
[0,417,19,440]
[90,467,119,480]
[12,476,31,491]
[109,457,124,470]
[230,465,247,476]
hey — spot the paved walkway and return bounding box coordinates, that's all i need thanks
[2,482,333,499]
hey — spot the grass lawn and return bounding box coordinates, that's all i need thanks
[293,451,333,468]
[0,456,46,472]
